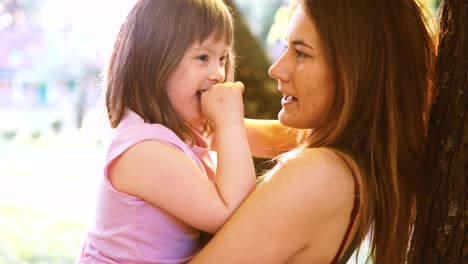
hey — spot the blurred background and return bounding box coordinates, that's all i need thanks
[0,0,439,263]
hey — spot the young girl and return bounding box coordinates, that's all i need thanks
[77,0,256,263]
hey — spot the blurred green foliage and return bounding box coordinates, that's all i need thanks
[0,205,86,264]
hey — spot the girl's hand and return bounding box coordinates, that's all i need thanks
[201,81,245,127]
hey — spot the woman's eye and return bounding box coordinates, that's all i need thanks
[295,49,306,58]
[197,55,208,61]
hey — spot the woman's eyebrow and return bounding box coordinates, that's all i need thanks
[291,39,314,50]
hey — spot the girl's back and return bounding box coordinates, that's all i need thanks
[79,110,215,263]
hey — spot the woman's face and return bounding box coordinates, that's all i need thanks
[269,6,335,129]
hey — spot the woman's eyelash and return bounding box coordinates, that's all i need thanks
[282,44,307,58]
[295,49,306,58]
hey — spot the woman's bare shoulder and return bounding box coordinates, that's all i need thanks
[279,147,354,182]
[267,147,357,218]
[214,147,360,262]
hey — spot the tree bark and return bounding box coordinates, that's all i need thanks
[408,0,467,263]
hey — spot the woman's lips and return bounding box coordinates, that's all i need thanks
[281,95,297,106]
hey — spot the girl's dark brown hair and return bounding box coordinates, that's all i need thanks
[295,0,436,263]
[105,0,235,143]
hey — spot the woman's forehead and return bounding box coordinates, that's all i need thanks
[287,7,321,48]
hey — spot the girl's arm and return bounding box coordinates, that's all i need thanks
[189,148,360,263]
[109,82,256,234]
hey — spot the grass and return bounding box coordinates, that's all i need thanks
[0,205,87,264]
[0,132,107,263]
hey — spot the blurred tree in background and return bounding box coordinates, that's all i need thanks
[234,0,286,49]
[225,0,285,172]
[225,0,282,120]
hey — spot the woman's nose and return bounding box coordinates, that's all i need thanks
[268,53,289,82]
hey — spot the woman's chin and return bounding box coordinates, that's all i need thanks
[278,111,310,129]
[278,111,292,127]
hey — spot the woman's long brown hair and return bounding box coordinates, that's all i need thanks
[296,0,436,263]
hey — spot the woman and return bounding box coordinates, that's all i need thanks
[191,0,436,263]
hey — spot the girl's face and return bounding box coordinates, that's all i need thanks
[166,33,230,125]
[269,6,335,129]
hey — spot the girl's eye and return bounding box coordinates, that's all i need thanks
[219,55,227,62]
[197,55,208,61]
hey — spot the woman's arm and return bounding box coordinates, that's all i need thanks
[189,148,359,263]
[244,119,302,158]
[109,82,256,234]
[212,118,302,158]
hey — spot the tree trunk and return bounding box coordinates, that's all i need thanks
[408,0,467,263]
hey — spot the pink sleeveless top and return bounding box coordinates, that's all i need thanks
[78,110,216,264]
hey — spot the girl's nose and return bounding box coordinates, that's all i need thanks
[209,64,225,83]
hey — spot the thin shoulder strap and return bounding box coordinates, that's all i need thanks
[330,152,360,264]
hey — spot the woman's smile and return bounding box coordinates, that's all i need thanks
[281,94,298,107]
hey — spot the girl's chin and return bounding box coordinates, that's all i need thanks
[197,115,208,124]
[187,116,208,126]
